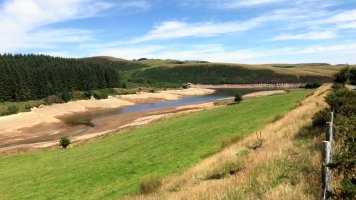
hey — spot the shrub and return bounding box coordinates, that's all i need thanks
[149,89,155,93]
[7,105,19,115]
[334,66,351,84]
[312,109,329,127]
[24,104,32,111]
[304,82,321,89]
[59,137,71,149]
[322,84,356,198]
[139,176,162,194]
[350,68,356,84]
[47,95,63,104]
[182,83,190,89]
[84,90,92,99]
[1,105,20,116]
[61,91,71,102]
[121,82,127,89]
[92,91,108,100]
[234,93,243,103]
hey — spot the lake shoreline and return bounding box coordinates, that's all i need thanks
[192,83,305,89]
[0,87,289,155]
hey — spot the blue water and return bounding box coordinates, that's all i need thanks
[83,88,277,120]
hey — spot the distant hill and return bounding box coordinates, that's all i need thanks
[81,56,149,71]
[83,57,337,87]
[1,54,339,103]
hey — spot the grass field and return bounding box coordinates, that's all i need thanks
[0,90,310,199]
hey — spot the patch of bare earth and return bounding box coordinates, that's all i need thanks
[126,84,331,200]
[0,88,214,153]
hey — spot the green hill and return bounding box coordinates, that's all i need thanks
[0,90,310,199]
[82,57,338,87]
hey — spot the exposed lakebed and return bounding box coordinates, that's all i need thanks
[64,88,281,128]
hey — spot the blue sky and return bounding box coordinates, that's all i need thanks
[1,0,356,64]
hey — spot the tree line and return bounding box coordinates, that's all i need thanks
[0,54,120,102]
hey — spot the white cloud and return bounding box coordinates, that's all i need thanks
[0,0,150,53]
[115,1,150,10]
[219,0,286,8]
[182,0,286,9]
[92,42,356,64]
[0,0,112,52]
[326,9,356,23]
[127,18,264,44]
[338,21,356,29]
[272,31,336,41]
[93,45,164,60]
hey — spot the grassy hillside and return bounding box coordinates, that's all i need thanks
[131,64,333,85]
[82,57,150,72]
[127,84,331,200]
[0,90,310,199]
[82,57,338,88]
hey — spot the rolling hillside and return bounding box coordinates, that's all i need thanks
[83,57,339,87]
[0,90,310,199]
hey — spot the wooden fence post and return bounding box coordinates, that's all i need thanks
[322,141,331,200]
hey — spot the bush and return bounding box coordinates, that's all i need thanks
[1,105,19,116]
[92,91,108,100]
[139,176,162,194]
[182,83,190,89]
[7,105,19,115]
[149,89,155,93]
[47,95,63,104]
[121,82,127,89]
[304,82,321,89]
[24,104,32,111]
[334,66,351,84]
[234,93,243,103]
[322,84,356,198]
[312,109,329,127]
[84,91,92,99]
[61,91,71,102]
[59,137,71,149]
[350,68,356,85]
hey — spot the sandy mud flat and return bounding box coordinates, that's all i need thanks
[193,83,304,89]
[0,87,286,154]
[0,88,214,153]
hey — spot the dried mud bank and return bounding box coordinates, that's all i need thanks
[192,83,305,89]
[0,88,214,153]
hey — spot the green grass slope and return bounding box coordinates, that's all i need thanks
[82,57,338,87]
[131,64,334,85]
[81,57,150,72]
[0,90,310,199]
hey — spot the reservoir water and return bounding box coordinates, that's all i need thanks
[65,88,280,127]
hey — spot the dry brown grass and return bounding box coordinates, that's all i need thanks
[125,84,332,200]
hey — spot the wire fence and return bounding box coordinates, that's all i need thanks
[322,110,334,200]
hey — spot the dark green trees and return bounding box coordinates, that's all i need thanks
[0,54,120,102]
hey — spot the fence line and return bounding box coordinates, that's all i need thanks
[322,111,334,200]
